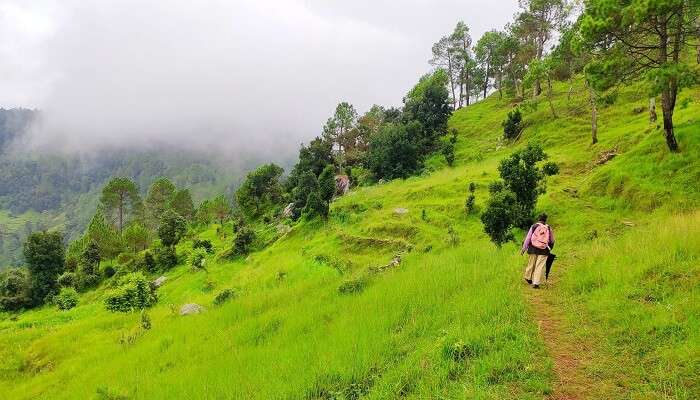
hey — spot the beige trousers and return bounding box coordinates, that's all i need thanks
[524,254,547,285]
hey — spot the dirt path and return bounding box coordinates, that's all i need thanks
[525,277,593,400]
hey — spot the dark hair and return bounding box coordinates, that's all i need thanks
[537,213,548,223]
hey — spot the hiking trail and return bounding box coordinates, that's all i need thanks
[526,273,594,400]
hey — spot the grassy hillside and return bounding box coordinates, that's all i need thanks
[1,78,699,399]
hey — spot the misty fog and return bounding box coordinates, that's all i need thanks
[1,0,517,157]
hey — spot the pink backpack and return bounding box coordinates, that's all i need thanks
[531,223,550,250]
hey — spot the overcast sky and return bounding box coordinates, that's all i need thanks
[0,0,518,155]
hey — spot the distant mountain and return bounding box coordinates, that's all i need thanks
[0,109,285,268]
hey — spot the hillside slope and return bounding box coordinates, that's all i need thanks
[1,78,699,399]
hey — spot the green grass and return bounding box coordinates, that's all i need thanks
[1,76,700,399]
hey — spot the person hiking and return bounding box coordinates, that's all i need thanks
[520,213,555,289]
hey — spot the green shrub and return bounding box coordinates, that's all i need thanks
[55,287,79,310]
[303,190,329,219]
[190,248,208,271]
[75,272,101,291]
[154,246,178,270]
[481,186,518,246]
[143,251,157,272]
[103,265,116,279]
[233,227,256,256]
[104,272,158,313]
[0,268,32,311]
[213,288,236,305]
[338,278,366,294]
[192,239,214,254]
[57,272,76,288]
[140,311,152,330]
[502,108,523,140]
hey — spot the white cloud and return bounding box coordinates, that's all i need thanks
[0,0,518,155]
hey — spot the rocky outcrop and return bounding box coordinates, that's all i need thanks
[335,175,350,196]
[179,303,205,315]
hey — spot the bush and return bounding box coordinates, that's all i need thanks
[366,122,423,180]
[303,190,329,219]
[140,311,152,330]
[75,272,101,291]
[192,239,214,254]
[465,182,477,214]
[55,287,79,310]
[104,272,158,313]
[143,251,157,272]
[0,268,32,311]
[103,265,117,279]
[57,272,76,288]
[502,108,523,140]
[481,186,518,246]
[338,278,366,294]
[190,248,208,271]
[213,288,236,305]
[442,140,456,166]
[154,246,178,270]
[233,226,256,256]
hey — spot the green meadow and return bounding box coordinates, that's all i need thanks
[1,77,699,399]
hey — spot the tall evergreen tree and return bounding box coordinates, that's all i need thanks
[100,177,142,233]
[581,0,700,152]
[169,189,195,221]
[145,177,176,228]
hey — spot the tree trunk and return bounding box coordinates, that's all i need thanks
[483,60,490,99]
[458,72,464,108]
[661,89,680,152]
[588,82,598,145]
[649,97,657,123]
[118,193,124,233]
[447,57,457,109]
[658,19,680,152]
[547,76,557,118]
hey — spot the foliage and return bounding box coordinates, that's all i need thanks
[481,144,558,245]
[154,245,178,270]
[317,165,337,205]
[23,231,65,305]
[209,194,232,226]
[213,288,236,305]
[442,128,458,167]
[233,225,256,256]
[169,189,195,222]
[480,185,518,246]
[192,239,214,254]
[497,143,556,227]
[190,248,208,271]
[303,190,329,220]
[465,182,476,214]
[141,311,152,330]
[236,163,284,219]
[366,122,423,180]
[0,268,31,311]
[502,108,523,140]
[142,251,156,272]
[158,210,187,248]
[123,222,151,252]
[145,177,176,228]
[81,241,101,272]
[291,171,319,220]
[99,177,142,232]
[403,70,452,153]
[104,272,158,313]
[54,287,79,311]
[57,272,76,288]
[85,210,123,260]
[580,0,700,151]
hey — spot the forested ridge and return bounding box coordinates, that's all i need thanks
[2,0,700,398]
